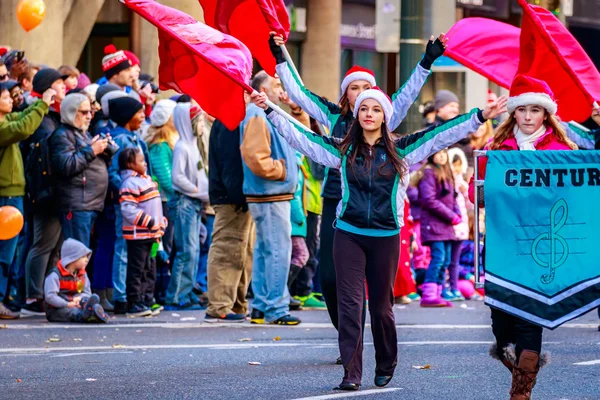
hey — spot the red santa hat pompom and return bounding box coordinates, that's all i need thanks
[507,74,557,115]
[353,86,393,126]
[340,66,376,99]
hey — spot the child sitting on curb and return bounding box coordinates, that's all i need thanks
[44,239,109,323]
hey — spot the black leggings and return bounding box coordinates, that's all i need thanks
[491,308,543,362]
[333,229,400,385]
[318,199,366,331]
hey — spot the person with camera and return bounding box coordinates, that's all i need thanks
[50,93,115,248]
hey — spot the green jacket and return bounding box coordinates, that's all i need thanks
[148,141,174,202]
[302,156,323,215]
[0,101,48,197]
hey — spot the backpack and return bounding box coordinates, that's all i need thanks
[24,130,58,209]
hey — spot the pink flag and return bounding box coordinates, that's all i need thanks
[122,0,253,130]
[446,17,520,89]
[517,0,600,122]
[199,0,290,75]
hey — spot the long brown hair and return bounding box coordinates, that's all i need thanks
[339,119,406,177]
[339,93,351,116]
[490,112,577,150]
[144,117,179,149]
[470,120,494,150]
[420,149,455,187]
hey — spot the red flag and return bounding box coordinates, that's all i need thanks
[199,0,290,75]
[518,0,600,122]
[446,18,520,89]
[122,0,253,130]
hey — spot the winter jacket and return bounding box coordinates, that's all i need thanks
[90,112,116,137]
[563,121,596,150]
[407,160,425,221]
[208,119,246,207]
[44,262,92,309]
[302,156,323,215]
[108,126,151,203]
[277,61,430,200]
[0,100,48,197]
[418,167,459,243]
[240,103,298,203]
[20,107,60,166]
[468,127,574,204]
[452,173,470,241]
[119,169,166,240]
[50,124,109,212]
[148,142,174,202]
[266,107,485,237]
[291,152,307,237]
[171,103,209,201]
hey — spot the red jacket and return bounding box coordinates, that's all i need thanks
[468,127,573,204]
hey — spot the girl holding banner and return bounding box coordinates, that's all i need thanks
[470,75,576,400]
[252,87,506,390]
[269,32,446,345]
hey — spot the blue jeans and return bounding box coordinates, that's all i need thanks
[93,207,115,290]
[166,193,203,305]
[424,240,452,285]
[60,210,98,247]
[0,197,23,302]
[112,206,128,303]
[248,201,292,323]
[196,214,215,292]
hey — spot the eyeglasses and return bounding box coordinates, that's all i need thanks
[77,110,92,116]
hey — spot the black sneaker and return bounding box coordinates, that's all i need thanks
[250,309,264,324]
[270,314,301,325]
[86,304,110,323]
[126,303,152,318]
[20,300,45,317]
[205,313,246,323]
[289,297,303,311]
[114,301,128,315]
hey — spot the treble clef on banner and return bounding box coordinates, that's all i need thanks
[531,199,569,284]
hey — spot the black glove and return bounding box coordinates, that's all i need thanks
[420,37,446,70]
[269,34,285,65]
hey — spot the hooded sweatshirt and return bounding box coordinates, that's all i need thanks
[171,103,209,201]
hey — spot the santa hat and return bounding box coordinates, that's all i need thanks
[340,66,376,98]
[507,74,557,115]
[353,86,393,126]
[102,44,132,79]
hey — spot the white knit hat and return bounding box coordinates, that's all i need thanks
[340,65,376,99]
[150,99,177,127]
[353,86,393,126]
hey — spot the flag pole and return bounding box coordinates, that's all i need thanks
[280,44,304,86]
[263,96,317,134]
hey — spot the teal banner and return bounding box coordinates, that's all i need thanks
[484,150,600,329]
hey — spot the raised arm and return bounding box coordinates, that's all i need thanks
[563,122,594,150]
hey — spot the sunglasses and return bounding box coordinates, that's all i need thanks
[78,110,93,116]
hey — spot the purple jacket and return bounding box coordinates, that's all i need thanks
[418,167,459,243]
[407,160,424,220]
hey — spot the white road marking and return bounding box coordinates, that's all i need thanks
[574,359,600,366]
[2,322,597,330]
[49,351,134,358]
[289,388,402,400]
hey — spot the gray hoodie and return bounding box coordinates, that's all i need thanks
[60,93,89,127]
[171,103,209,201]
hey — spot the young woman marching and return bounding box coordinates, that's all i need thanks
[470,75,577,400]
[253,88,506,390]
[269,32,448,339]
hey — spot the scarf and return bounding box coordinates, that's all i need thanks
[514,124,546,151]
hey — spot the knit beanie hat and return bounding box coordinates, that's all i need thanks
[124,50,140,66]
[32,68,68,94]
[353,86,393,126]
[434,90,459,111]
[109,96,143,127]
[101,90,128,115]
[96,83,121,104]
[61,238,92,267]
[150,99,177,127]
[506,74,557,115]
[82,83,99,103]
[340,66,376,99]
[102,45,132,79]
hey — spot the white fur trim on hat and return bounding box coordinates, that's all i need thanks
[340,72,376,98]
[507,92,557,115]
[353,89,393,126]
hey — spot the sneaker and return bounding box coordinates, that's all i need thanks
[89,304,109,323]
[82,294,101,320]
[441,289,457,301]
[20,300,45,317]
[297,294,327,310]
[395,296,412,305]
[164,302,203,311]
[114,301,128,315]
[204,313,246,323]
[192,283,204,296]
[312,292,325,302]
[407,292,421,301]
[451,289,466,301]
[270,314,301,325]
[250,309,264,324]
[0,303,19,319]
[289,296,303,311]
[126,303,152,318]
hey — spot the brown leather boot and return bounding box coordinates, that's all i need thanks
[509,350,539,400]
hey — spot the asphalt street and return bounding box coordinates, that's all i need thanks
[1,302,599,400]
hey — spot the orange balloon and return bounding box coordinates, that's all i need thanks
[0,206,24,240]
[16,0,46,33]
